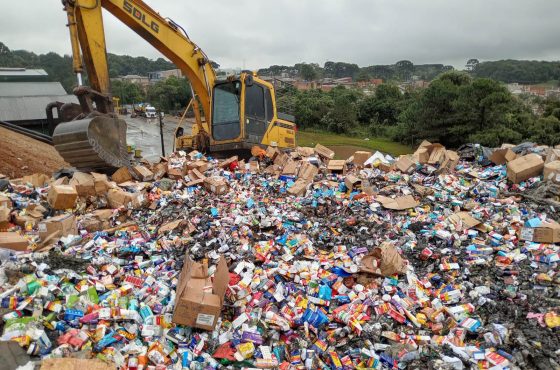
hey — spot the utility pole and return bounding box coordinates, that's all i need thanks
[158,110,165,157]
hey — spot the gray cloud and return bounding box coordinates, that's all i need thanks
[2,0,560,70]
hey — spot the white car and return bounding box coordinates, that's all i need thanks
[145,106,157,118]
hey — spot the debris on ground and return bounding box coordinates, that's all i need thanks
[0,141,559,369]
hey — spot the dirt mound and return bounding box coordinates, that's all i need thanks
[0,127,68,178]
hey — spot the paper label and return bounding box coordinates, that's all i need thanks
[38,223,47,232]
[520,228,534,241]
[196,313,215,326]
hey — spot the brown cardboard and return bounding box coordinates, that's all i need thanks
[0,195,12,208]
[22,173,50,188]
[69,172,96,197]
[47,185,78,210]
[131,165,154,181]
[111,167,132,184]
[187,160,210,173]
[274,152,289,166]
[545,148,560,164]
[91,173,110,195]
[298,162,319,181]
[204,177,228,195]
[438,150,460,173]
[188,168,206,181]
[543,161,560,183]
[353,151,372,167]
[314,144,335,160]
[107,189,144,209]
[282,160,299,175]
[377,195,419,210]
[152,162,168,180]
[344,175,362,191]
[40,358,114,370]
[0,232,28,251]
[378,162,394,172]
[38,213,77,241]
[296,147,315,157]
[167,163,187,179]
[427,144,447,164]
[287,179,309,196]
[249,161,260,173]
[360,242,406,277]
[520,220,560,244]
[327,160,346,174]
[265,146,280,160]
[506,153,544,184]
[490,148,518,165]
[447,212,482,232]
[413,140,432,164]
[219,156,238,170]
[0,206,10,231]
[172,256,229,330]
[395,156,416,174]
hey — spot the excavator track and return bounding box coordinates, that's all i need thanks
[52,116,130,172]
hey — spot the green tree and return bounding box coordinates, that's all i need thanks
[357,84,402,125]
[111,80,145,104]
[299,63,318,81]
[146,76,192,112]
[528,115,560,146]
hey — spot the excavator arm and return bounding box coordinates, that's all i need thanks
[53,0,216,170]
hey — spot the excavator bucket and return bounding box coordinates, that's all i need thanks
[52,116,130,172]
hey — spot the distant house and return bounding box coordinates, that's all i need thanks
[113,74,150,89]
[147,68,182,82]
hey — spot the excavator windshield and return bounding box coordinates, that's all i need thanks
[212,81,241,141]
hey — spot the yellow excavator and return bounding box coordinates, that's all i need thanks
[51,0,296,171]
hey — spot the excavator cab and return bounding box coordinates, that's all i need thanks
[175,72,296,154]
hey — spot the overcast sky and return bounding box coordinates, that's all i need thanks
[2,0,560,70]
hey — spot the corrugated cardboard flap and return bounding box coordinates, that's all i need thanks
[212,257,229,300]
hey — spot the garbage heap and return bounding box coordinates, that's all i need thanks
[0,141,559,370]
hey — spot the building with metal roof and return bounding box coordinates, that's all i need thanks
[0,82,68,97]
[0,68,49,82]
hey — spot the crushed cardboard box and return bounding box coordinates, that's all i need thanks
[490,148,517,165]
[352,151,372,167]
[40,358,115,370]
[47,185,78,210]
[345,174,362,192]
[107,188,144,209]
[360,242,406,277]
[287,178,309,196]
[327,160,346,174]
[38,213,77,241]
[0,195,12,208]
[204,177,228,195]
[91,173,111,195]
[506,153,544,184]
[172,255,229,330]
[377,195,419,210]
[0,206,10,230]
[69,172,96,197]
[131,165,154,181]
[543,160,560,183]
[447,212,484,232]
[22,173,50,188]
[111,167,133,184]
[395,156,416,174]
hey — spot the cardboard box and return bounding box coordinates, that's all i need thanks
[546,148,560,164]
[22,173,50,188]
[131,165,154,182]
[188,168,206,181]
[353,151,372,167]
[543,160,560,183]
[506,153,544,184]
[490,148,517,165]
[107,189,144,209]
[0,206,10,231]
[69,172,96,197]
[188,160,210,173]
[521,220,560,244]
[13,204,46,228]
[79,209,113,232]
[0,195,12,209]
[111,167,132,184]
[204,177,228,195]
[0,232,28,251]
[47,185,78,210]
[38,213,77,241]
[91,173,110,194]
[167,163,187,179]
[219,156,238,170]
[395,156,416,174]
[327,160,346,174]
[296,147,314,157]
[345,175,362,191]
[413,140,432,164]
[249,161,260,173]
[282,160,299,175]
[287,179,309,196]
[40,358,115,370]
[314,144,335,160]
[438,150,460,173]
[298,162,319,181]
[427,144,447,165]
[274,152,290,166]
[172,256,229,330]
[266,146,280,160]
[447,212,483,232]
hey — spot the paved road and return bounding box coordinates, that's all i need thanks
[123,115,193,161]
